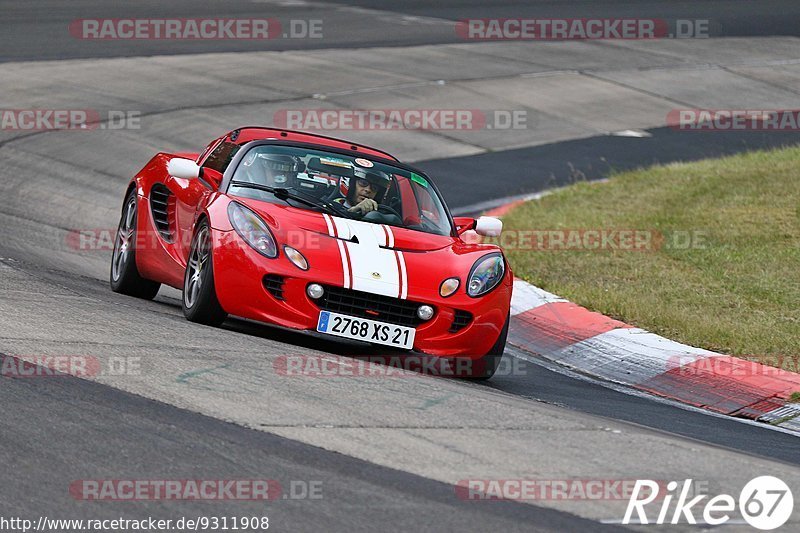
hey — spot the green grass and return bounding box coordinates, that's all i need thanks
[500,147,800,369]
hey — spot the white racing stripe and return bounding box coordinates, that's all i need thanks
[397,249,408,299]
[322,213,335,237]
[325,216,408,299]
[323,213,351,289]
[386,226,407,299]
[336,240,352,289]
[384,224,395,248]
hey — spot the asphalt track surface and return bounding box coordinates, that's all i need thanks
[2,1,800,531]
[423,127,800,212]
[0,352,618,533]
[3,0,800,62]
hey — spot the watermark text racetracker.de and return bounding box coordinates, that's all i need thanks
[0,354,141,378]
[456,479,678,501]
[666,354,800,375]
[274,354,527,378]
[68,228,330,252]
[0,109,141,131]
[69,479,322,501]
[273,109,528,131]
[465,228,709,252]
[456,18,711,40]
[69,18,323,40]
[669,109,800,131]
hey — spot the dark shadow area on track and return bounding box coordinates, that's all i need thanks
[3,0,800,62]
[0,354,622,533]
[486,352,800,466]
[415,128,800,212]
[333,0,800,37]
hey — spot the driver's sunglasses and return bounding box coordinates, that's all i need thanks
[355,178,375,189]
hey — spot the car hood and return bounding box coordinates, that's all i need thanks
[235,198,502,298]
[237,199,456,253]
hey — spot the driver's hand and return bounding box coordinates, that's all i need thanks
[348,198,378,215]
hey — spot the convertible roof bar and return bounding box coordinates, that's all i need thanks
[227,126,399,161]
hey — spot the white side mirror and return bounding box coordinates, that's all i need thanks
[167,158,202,179]
[475,216,503,237]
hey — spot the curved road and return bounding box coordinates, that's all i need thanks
[3,0,800,61]
[2,2,799,531]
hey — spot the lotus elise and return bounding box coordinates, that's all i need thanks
[110,127,512,378]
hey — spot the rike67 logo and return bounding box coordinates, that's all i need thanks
[623,476,794,529]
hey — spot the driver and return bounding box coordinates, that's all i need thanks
[335,168,391,216]
[242,153,301,188]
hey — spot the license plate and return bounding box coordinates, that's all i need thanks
[316,311,415,349]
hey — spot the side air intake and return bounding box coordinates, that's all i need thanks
[149,184,175,242]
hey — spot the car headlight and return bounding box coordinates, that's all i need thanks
[467,253,505,297]
[228,202,278,258]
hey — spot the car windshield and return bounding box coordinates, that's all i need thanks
[228,145,453,236]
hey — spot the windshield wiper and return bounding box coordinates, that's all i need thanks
[230,180,344,217]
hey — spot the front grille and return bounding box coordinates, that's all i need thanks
[263,274,286,300]
[314,285,426,327]
[449,310,473,333]
[149,184,174,242]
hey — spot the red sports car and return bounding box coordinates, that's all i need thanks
[110,127,512,378]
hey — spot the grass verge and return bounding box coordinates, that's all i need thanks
[500,146,800,369]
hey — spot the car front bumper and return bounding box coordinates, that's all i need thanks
[211,229,512,358]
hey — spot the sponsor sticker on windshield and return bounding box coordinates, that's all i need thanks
[410,172,429,188]
[354,158,374,168]
[319,157,351,168]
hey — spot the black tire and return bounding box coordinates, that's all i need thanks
[110,190,161,300]
[467,312,509,380]
[182,220,228,326]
